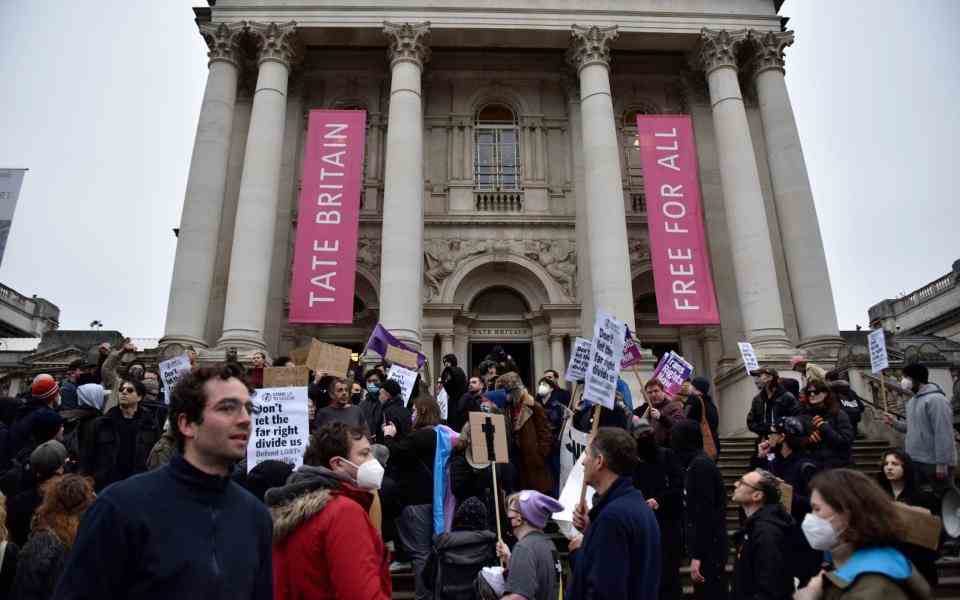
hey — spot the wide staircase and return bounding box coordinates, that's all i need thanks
[391,438,960,599]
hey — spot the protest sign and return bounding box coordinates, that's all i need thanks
[385,345,419,370]
[621,337,643,369]
[289,110,366,324]
[289,345,310,366]
[436,387,449,420]
[263,366,310,388]
[738,342,760,376]
[248,386,310,472]
[868,328,889,374]
[387,364,418,402]
[558,417,591,489]
[565,337,592,382]
[554,452,595,539]
[636,115,720,325]
[305,339,352,377]
[159,354,192,397]
[468,412,509,464]
[583,312,626,409]
[651,351,694,396]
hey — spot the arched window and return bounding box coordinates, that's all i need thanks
[475,104,521,191]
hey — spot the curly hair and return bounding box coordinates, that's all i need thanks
[810,468,905,549]
[33,474,96,551]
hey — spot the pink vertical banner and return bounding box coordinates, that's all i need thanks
[636,114,720,325]
[289,109,366,324]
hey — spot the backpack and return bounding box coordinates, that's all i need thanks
[426,530,498,600]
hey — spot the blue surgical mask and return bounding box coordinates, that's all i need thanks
[367,383,380,395]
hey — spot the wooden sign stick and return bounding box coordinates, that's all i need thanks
[879,369,889,413]
[631,364,652,407]
[491,463,503,544]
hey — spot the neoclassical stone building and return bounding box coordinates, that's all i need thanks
[162,1,842,434]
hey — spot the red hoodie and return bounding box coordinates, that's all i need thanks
[271,482,391,600]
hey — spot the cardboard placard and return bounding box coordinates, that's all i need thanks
[469,412,509,464]
[385,345,419,370]
[263,366,310,388]
[289,345,311,366]
[779,481,793,514]
[248,386,310,471]
[894,502,942,551]
[305,339,352,377]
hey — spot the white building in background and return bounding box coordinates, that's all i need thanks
[161,0,842,435]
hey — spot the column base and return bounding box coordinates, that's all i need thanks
[158,334,209,351]
[216,329,267,352]
[797,335,846,359]
[750,333,793,350]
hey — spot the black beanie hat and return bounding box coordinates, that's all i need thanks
[381,379,402,398]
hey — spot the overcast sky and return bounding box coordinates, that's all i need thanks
[0,1,957,338]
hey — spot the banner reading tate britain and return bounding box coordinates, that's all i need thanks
[289,110,366,324]
[636,114,720,325]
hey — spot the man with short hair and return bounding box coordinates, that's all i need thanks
[316,378,365,428]
[885,362,957,495]
[569,427,660,600]
[746,367,798,438]
[267,422,390,599]
[636,379,684,446]
[60,359,84,410]
[541,369,571,407]
[450,375,484,433]
[52,365,273,600]
[731,469,795,600]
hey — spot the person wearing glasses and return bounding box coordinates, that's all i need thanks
[53,364,274,600]
[80,378,162,492]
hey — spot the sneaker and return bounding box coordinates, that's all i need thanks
[389,561,412,573]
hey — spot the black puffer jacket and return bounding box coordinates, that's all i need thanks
[747,386,798,437]
[800,405,855,469]
[80,406,162,492]
[11,529,66,600]
[732,504,796,600]
[423,530,498,600]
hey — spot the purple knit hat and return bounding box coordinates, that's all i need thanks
[513,490,563,529]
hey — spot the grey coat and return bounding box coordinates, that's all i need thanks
[893,383,957,466]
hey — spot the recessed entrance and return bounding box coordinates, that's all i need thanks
[468,341,533,388]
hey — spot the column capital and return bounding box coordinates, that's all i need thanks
[199,22,245,67]
[749,30,795,77]
[695,28,749,75]
[249,21,300,68]
[383,21,431,69]
[567,25,619,73]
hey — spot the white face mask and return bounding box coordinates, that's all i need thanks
[537,384,551,397]
[343,458,385,491]
[900,377,913,391]
[802,513,839,550]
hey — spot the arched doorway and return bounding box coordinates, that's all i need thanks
[466,286,533,386]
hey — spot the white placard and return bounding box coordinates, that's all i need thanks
[248,386,310,472]
[558,416,591,490]
[158,354,192,400]
[387,365,418,403]
[583,312,626,409]
[436,387,449,420]
[868,328,889,374]
[553,452,595,540]
[565,337,593,383]
[738,342,760,376]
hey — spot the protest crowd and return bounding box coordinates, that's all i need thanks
[0,328,957,600]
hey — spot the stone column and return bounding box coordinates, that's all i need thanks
[563,77,594,335]
[750,31,841,350]
[568,25,635,332]
[440,334,455,360]
[696,29,788,348]
[162,23,244,349]
[550,334,566,375]
[218,22,299,350]
[378,22,430,350]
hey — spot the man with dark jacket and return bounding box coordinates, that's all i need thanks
[570,427,660,600]
[826,377,865,435]
[7,374,61,460]
[672,420,727,600]
[52,365,273,600]
[686,377,721,457]
[746,367,798,438]
[59,359,84,410]
[266,422,391,599]
[449,375,484,434]
[731,469,795,600]
[440,354,468,408]
[80,379,163,492]
[370,379,412,445]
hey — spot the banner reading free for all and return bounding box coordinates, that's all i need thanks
[289,110,366,324]
[636,115,720,325]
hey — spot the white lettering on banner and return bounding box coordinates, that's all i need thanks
[248,387,310,472]
[583,312,626,409]
[565,337,593,383]
[738,342,760,376]
[158,354,192,402]
[387,365,418,403]
[868,329,889,374]
[558,419,591,493]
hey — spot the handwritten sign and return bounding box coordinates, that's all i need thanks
[305,339,352,377]
[263,366,310,388]
[583,312,626,409]
[738,342,760,376]
[565,337,592,383]
[387,364,418,403]
[868,328,889,374]
[248,386,309,471]
[385,345,419,370]
[468,412,509,464]
[652,351,694,396]
[159,354,192,398]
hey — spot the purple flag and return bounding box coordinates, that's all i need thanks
[364,322,426,368]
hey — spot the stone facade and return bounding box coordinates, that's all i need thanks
[162,1,844,435]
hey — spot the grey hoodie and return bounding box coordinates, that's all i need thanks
[893,383,957,466]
